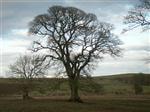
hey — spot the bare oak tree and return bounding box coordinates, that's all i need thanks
[29,6,122,102]
[123,0,150,32]
[123,0,150,63]
[9,55,49,99]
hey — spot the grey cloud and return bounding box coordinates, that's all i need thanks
[1,53,18,76]
[94,60,149,75]
[2,1,65,35]
[122,44,150,65]
[125,45,150,52]
[2,0,60,2]
[1,0,149,76]
[141,58,150,64]
[2,0,138,36]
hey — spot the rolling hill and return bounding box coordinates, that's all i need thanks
[0,73,150,96]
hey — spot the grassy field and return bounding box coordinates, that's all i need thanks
[0,73,150,96]
[0,73,150,112]
[0,95,150,112]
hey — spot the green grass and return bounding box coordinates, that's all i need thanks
[0,73,150,96]
[0,96,150,112]
[0,73,150,112]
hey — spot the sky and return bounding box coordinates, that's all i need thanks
[0,0,150,77]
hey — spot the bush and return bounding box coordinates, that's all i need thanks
[134,84,143,95]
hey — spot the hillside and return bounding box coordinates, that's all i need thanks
[0,73,150,96]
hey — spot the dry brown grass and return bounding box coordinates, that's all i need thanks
[0,95,150,112]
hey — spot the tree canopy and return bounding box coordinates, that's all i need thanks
[10,55,49,79]
[123,0,150,32]
[29,6,122,102]
[9,54,49,99]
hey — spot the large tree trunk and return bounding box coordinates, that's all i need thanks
[69,78,82,102]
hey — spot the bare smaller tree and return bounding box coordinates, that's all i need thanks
[123,0,150,32]
[9,55,49,99]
